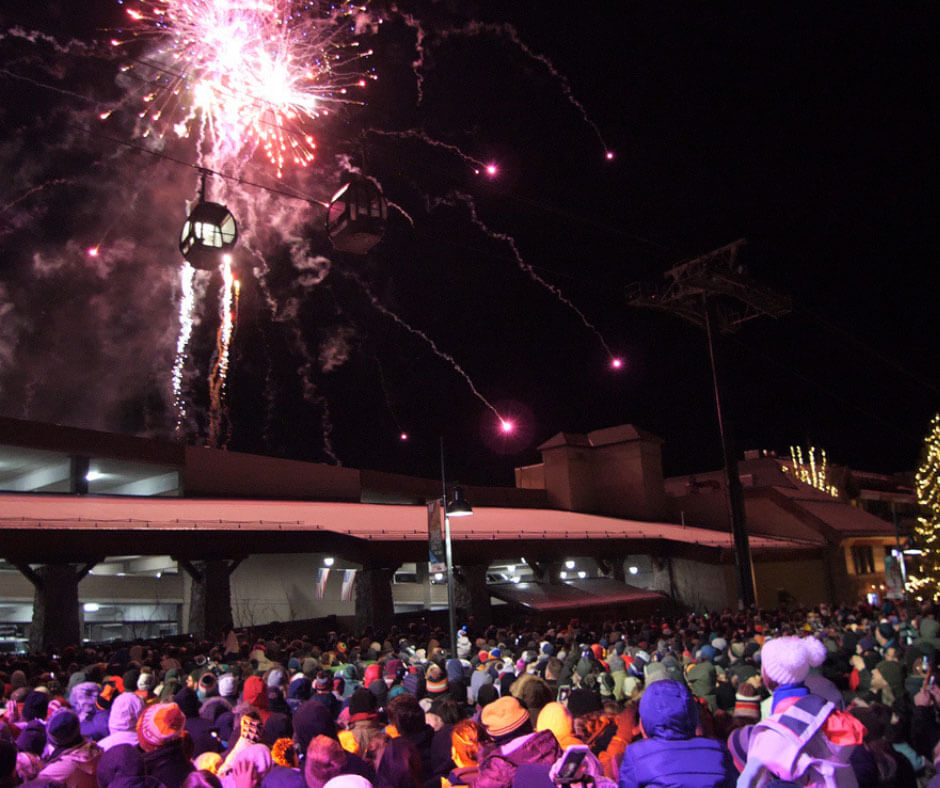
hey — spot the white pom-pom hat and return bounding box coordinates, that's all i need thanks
[760,636,827,686]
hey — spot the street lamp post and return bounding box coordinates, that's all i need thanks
[440,437,472,658]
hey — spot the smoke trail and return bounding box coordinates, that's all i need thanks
[366,128,487,173]
[451,192,616,360]
[337,268,504,421]
[397,13,428,103]
[0,179,72,216]
[439,22,610,156]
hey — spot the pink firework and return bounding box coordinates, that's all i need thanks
[118,0,376,177]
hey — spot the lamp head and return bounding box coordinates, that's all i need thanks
[446,486,473,517]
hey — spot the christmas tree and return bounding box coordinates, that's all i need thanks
[909,413,940,602]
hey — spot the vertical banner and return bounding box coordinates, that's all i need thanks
[315,568,330,599]
[428,500,446,574]
[884,553,904,600]
[341,569,357,602]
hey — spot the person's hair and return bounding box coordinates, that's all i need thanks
[375,737,422,788]
[182,771,223,788]
[304,735,347,788]
[451,719,482,767]
[430,698,460,726]
[387,693,425,736]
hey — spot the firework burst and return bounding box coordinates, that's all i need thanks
[114,0,376,177]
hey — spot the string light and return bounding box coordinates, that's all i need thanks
[907,413,940,598]
[783,445,838,497]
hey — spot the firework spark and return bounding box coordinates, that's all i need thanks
[207,254,239,447]
[172,261,196,433]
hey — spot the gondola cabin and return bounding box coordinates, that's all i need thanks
[179,200,238,270]
[327,177,387,255]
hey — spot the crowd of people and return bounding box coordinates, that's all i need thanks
[2,601,940,788]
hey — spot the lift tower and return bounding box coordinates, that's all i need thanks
[626,239,791,607]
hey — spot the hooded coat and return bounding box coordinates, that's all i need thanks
[30,739,103,788]
[98,693,146,751]
[618,679,734,788]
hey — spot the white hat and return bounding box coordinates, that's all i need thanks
[761,636,827,686]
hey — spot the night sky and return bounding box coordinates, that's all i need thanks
[0,1,937,487]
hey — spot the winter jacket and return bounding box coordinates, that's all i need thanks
[618,736,735,788]
[618,679,734,788]
[99,693,145,751]
[476,729,561,788]
[140,739,194,788]
[26,740,102,788]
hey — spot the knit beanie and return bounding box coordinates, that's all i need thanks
[565,688,602,718]
[732,684,760,720]
[218,673,238,698]
[348,687,377,718]
[47,708,83,748]
[136,702,186,752]
[874,660,904,694]
[480,696,531,743]
[760,636,827,686]
[22,690,49,722]
[425,665,447,695]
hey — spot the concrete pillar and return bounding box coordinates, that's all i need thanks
[354,566,397,635]
[454,564,491,627]
[16,562,97,654]
[177,558,241,639]
[598,557,626,582]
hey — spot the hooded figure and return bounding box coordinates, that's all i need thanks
[137,703,194,788]
[33,708,103,788]
[618,679,735,788]
[242,677,271,723]
[99,692,146,751]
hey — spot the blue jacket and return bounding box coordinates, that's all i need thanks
[618,679,735,788]
[618,736,735,788]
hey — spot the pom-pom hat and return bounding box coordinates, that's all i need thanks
[760,636,827,686]
[137,702,186,752]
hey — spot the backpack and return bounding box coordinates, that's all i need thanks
[743,694,859,788]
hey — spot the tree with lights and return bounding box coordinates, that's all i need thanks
[909,414,940,602]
